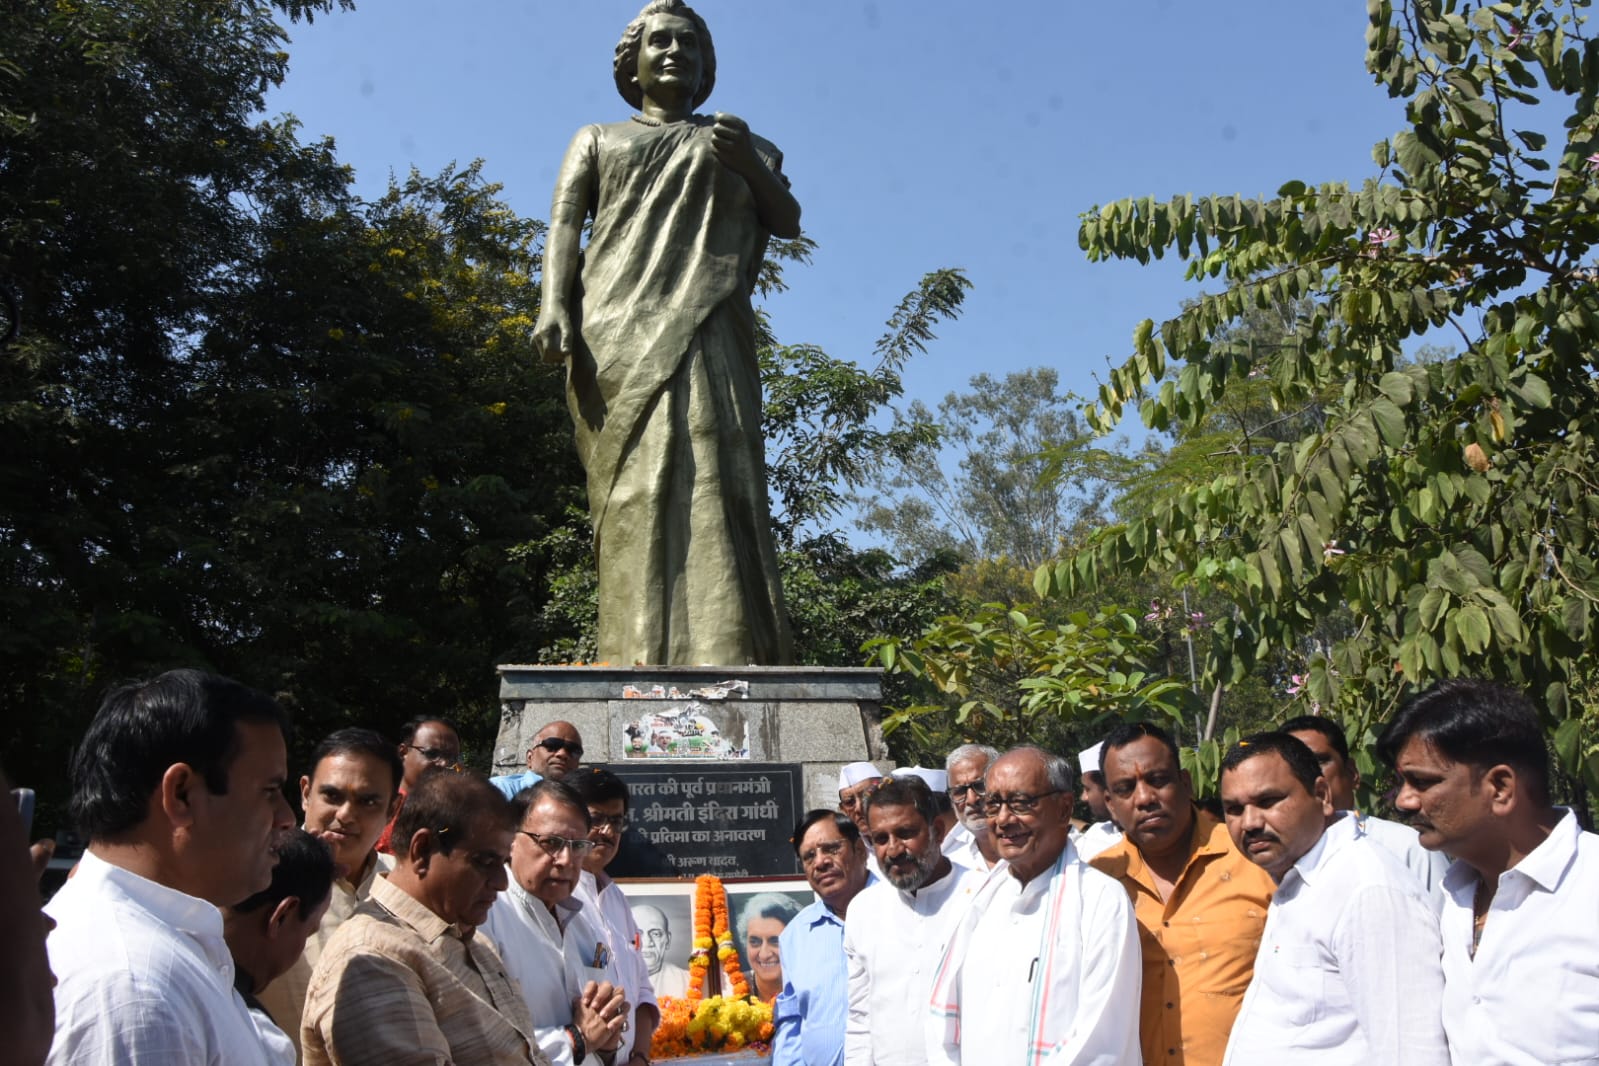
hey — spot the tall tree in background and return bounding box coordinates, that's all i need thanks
[860,367,1120,575]
[0,0,582,808]
[1045,0,1599,801]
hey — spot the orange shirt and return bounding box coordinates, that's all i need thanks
[1090,809,1274,1066]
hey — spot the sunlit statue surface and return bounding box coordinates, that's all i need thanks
[533,0,798,666]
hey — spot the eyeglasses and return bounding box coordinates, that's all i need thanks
[948,781,986,801]
[534,737,585,759]
[518,829,596,857]
[980,790,1065,816]
[588,811,628,832]
[411,745,463,768]
[799,839,849,869]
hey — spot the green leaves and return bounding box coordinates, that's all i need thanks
[1060,0,1599,801]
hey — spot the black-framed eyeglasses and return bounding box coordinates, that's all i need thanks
[980,790,1065,816]
[518,829,596,857]
[587,811,628,832]
[949,781,987,801]
[534,737,585,758]
[412,744,463,768]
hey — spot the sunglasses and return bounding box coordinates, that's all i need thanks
[534,737,584,759]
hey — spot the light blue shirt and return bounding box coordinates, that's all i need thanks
[773,877,876,1066]
[488,770,542,800]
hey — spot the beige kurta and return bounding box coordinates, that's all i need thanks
[551,115,793,666]
[257,851,393,1061]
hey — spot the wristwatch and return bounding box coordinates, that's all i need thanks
[565,1024,588,1062]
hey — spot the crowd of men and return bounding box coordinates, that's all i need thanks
[6,671,1597,1065]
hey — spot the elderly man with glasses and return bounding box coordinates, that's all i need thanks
[941,744,1001,872]
[773,810,875,1066]
[926,746,1140,1066]
[480,780,628,1066]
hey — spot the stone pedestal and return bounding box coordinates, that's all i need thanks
[494,664,888,816]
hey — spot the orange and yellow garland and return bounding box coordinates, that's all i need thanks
[652,875,773,1058]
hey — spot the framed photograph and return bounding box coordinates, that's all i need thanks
[617,877,814,1002]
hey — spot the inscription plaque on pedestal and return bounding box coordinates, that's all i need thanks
[605,761,804,878]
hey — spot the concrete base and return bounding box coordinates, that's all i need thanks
[494,664,888,813]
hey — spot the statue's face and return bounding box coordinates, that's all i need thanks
[635,12,703,105]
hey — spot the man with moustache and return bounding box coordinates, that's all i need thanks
[927,746,1140,1066]
[1073,741,1122,860]
[843,776,981,1066]
[1089,723,1274,1066]
[259,727,404,1057]
[1281,714,1449,899]
[481,781,628,1066]
[45,669,297,1066]
[493,721,587,798]
[302,771,545,1065]
[1378,679,1599,1066]
[773,810,875,1066]
[570,767,659,1066]
[375,716,462,854]
[1218,733,1447,1066]
[222,829,337,1065]
[940,745,1001,871]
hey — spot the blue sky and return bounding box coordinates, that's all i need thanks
[267,1,1404,437]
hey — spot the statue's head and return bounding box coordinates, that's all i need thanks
[614,0,717,111]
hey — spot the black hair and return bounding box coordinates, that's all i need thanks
[1220,732,1323,794]
[568,766,631,812]
[1081,770,1106,787]
[1280,715,1352,763]
[510,778,592,829]
[399,715,460,745]
[1100,721,1182,770]
[70,669,291,841]
[861,775,940,828]
[233,829,335,920]
[1375,678,1549,804]
[389,770,511,857]
[309,727,403,798]
[790,809,859,856]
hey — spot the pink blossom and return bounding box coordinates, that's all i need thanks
[1286,674,1306,697]
[1586,153,1599,171]
[1367,227,1397,246]
[1188,611,1206,625]
[1323,540,1347,560]
[1507,23,1525,47]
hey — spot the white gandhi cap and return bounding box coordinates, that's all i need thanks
[1078,741,1105,776]
[838,761,882,791]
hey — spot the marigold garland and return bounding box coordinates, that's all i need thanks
[651,875,767,1058]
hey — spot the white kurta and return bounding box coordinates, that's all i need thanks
[573,870,658,1062]
[1223,814,1448,1066]
[1437,808,1599,1065]
[931,848,1141,1066]
[843,862,984,1065]
[1355,812,1451,907]
[45,851,274,1066]
[479,877,622,1066]
[1071,821,1122,862]
[941,825,997,872]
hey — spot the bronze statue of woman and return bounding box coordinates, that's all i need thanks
[533,0,799,666]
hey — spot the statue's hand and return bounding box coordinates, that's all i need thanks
[711,112,760,177]
[533,305,574,364]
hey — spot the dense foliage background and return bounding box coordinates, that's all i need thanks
[5,0,1596,833]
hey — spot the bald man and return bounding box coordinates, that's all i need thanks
[492,721,586,799]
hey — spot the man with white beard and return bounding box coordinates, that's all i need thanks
[844,776,981,1065]
[940,745,1000,871]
